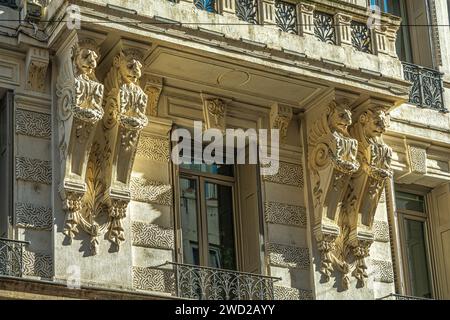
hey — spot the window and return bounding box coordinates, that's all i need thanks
[395,190,434,298]
[369,0,413,62]
[179,163,238,270]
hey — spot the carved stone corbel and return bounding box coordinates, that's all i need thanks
[26,47,49,92]
[143,75,163,117]
[342,101,393,287]
[107,44,149,249]
[201,94,227,134]
[56,34,105,246]
[270,103,293,143]
[308,99,359,282]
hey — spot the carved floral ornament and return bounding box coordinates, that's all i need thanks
[308,99,392,290]
[57,36,150,255]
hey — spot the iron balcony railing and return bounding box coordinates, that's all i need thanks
[166,262,281,300]
[403,62,446,112]
[378,293,434,300]
[0,237,29,277]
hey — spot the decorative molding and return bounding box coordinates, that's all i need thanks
[25,47,49,92]
[407,145,427,175]
[267,243,310,269]
[132,221,174,249]
[22,250,53,279]
[130,177,173,206]
[274,285,313,300]
[201,94,227,134]
[16,203,52,230]
[143,75,163,117]
[136,134,170,162]
[270,103,293,143]
[262,161,303,188]
[15,109,51,139]
[429,0,442,66]
[297,2,315,36]
[374,220,390,243]
[132,267,175,293]
[372,259,394,283]
[15,157,52,184]
[264,201,306,228]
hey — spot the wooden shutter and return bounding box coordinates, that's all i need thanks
[406,0,434,68]
[237,163,262,274]
[0,91,13,237]
[428,184,450,299]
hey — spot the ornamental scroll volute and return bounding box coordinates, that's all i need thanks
[308,99,359,282]
[56,33,105,248]
[340,102,393,287]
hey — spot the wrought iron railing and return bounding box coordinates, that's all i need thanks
[403,62,446,112]
[167,262,280,300]
[378,293,433,300]
[0,237,29,277]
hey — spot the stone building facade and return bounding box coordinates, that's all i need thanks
[0,0,449,300]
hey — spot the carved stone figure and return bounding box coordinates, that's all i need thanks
[308,100,359,282]
[57,37,104,248]
[79,46,148,254]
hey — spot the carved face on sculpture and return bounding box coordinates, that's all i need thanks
[361,108,390,138]
[328,102,352,135]
[119,52,143,84]
[75,48,98,78]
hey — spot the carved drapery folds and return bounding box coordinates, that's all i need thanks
[57,35,149,254]
[307,97,393,289]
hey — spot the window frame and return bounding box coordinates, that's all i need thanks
[394,188,437,298]
[175,163,242,271]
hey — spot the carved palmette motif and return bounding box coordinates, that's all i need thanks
[309,100,393,289]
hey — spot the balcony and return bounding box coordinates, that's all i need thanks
[167,262,281,300]
[0,238,29,278]
[403,62,446,112]
[378,293,433,300]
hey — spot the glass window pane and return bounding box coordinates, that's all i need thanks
[404,219,432,298]
[395,191,425,212]
[205,182,236,270]
[180,178,200,265]
[180,163,234,177]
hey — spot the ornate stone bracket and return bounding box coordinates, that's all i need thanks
[26,47,49,92]
[56,33,105,249]
[143,75,163,117]
[307,94,393,290]
[270,103,293,144]
[201,93,227,134]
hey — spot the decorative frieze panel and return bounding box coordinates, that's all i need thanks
[16,109,51,139]
[132,266,175,293]
[274,285,313,300]
[15,157,52,184]
[351,21,372,53]
[373,220,390,243]
[22,250,53,279]
[267,243,310,269]
[262,161,303,188]
[314,11,336,44]
[264,201,306,228]
[372,259,394,283]
[136,134,170,162]
[275,1,297,34]
[132,221,174,249]
[16,203,52,230]
[130,177,173,206]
